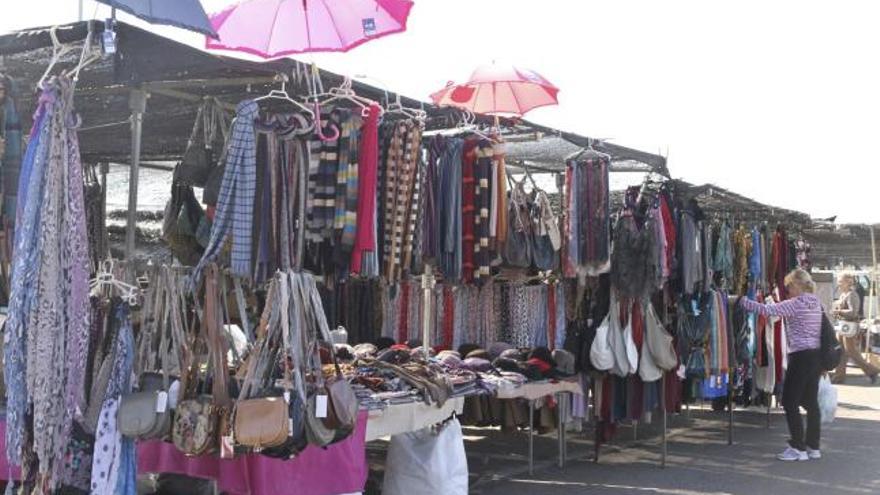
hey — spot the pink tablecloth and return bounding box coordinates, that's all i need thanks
[1,412,368,495]
[138,411,368,495]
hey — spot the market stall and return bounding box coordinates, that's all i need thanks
[0,20,672,494]
[0,17,817,495]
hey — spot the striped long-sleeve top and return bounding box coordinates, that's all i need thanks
[740,293,822,353]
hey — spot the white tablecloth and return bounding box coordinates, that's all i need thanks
[494,380,584,401]
[365,397,465,442]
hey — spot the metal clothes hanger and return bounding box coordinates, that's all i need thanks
[566,137,611,162]
[37,26,76,90]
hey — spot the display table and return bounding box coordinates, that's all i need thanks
[494,379,584,474]
[495,379,584,401]
[365,397,465,442]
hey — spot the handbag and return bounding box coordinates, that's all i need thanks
[589,297,616,372]
[638,332,663,382]
[172,264,231,456]
[305,275,358,437]
[175,99,230,187]
[502,180,533,268]
[288,272,357,447]
[233,280,293,452]
[119,270,174,439]
[644,300,678,371]
[530,190,559,271]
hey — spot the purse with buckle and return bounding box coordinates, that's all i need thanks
[172,263,231,456]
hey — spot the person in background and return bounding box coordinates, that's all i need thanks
[739,268,823,462]
[832,272,879,384]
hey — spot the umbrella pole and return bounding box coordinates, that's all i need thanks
[125,89,147,262]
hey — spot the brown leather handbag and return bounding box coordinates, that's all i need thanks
[233,280,292,451]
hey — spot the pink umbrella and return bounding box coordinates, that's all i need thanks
[430,64,560,116]
[206,0,414,58]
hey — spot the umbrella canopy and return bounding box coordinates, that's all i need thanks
[95,0,217,38]
[430,64,559,116]
[206,0,414,59]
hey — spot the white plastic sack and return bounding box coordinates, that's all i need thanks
[818,376,837,424]
[383,417,468,495]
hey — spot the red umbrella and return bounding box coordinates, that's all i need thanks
[430,64,559,116]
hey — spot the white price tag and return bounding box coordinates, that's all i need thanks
[289,418,294,436]
[315,394,328,419]
[156,391,168,413]
[284,390,291,404]
[220,435,235,459]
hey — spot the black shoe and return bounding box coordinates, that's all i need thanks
[870,373,878,385]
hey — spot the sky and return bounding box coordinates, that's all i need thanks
[2,1,878,223]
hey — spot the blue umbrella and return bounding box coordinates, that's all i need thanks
[96,0,218,38]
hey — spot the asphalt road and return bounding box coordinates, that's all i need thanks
[466,369,880,495]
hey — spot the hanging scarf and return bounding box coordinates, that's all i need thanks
[6,78,91,484]
[194,100,258,280]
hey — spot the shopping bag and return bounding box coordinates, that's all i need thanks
[818,375,837,424]
[382,418,468,495]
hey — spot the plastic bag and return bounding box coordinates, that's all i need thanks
[818,375,838,424]
[383,417,468,495]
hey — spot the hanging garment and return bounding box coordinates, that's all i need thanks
[351,104,382,274]
[713,221,734,285]
[461,139,478,283]
[1,75,23,219]
[732,226,751,296]
[679,209,703,294]
[611,214,657,300]
[567,152,611,275]
[6,78,91,481]
[383,121,423,281]
[473,142,495,281]
[436,137,463,281]
[194,100,258,280]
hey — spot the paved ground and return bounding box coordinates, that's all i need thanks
[460,369,880,495]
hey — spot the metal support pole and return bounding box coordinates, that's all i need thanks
[633,420,638,441]
[528,399,535,476]
[100,161,109,261]
[556,392,564,469]
[593,381,600,464]
[125,89,147,261]
[661,375,667,469]
[728,370,734,446]
[766,393,772,428]
[421,265,434,359]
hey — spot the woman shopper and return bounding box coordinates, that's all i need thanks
[832,273,880,384]
[739,268,823,462]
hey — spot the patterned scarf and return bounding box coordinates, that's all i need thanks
[5,78,91,486]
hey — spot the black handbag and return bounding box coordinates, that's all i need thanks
[503,180,533,268]
[176,98,230,188]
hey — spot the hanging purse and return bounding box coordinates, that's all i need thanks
[287,272,355,447]
[644,300,678,371]
[172,264,231,456]
[530,190,559,271]
[305,275,358,438]
[503,179,533,268]
[176,99,229,187]
[233,280,292,452]
[589,296,616,372]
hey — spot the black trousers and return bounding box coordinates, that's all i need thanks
[782,349,822,450]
